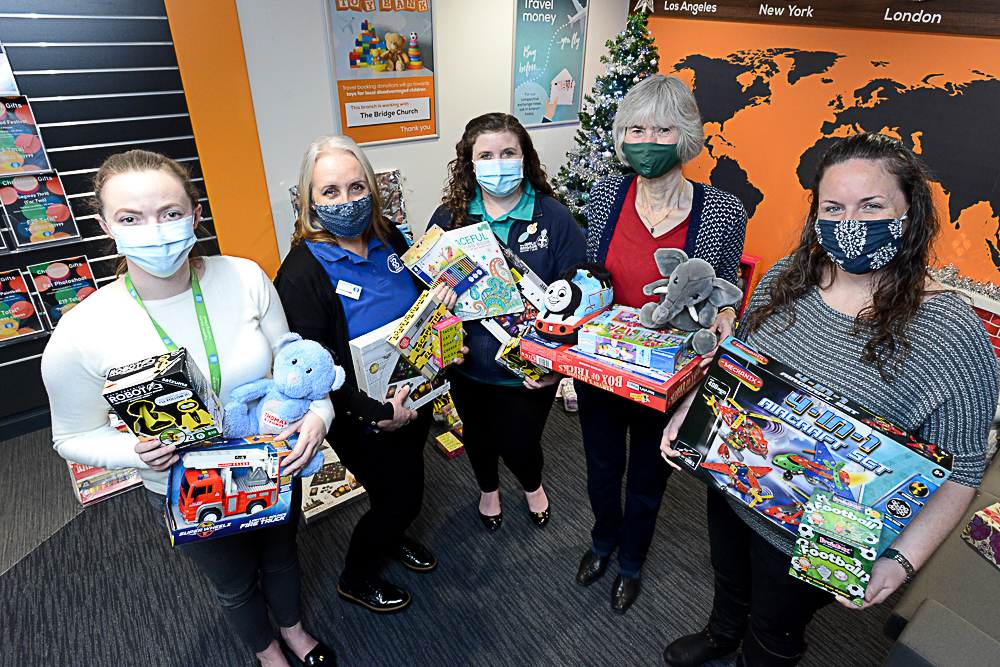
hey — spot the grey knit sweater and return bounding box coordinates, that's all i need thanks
[731,258,1000,554]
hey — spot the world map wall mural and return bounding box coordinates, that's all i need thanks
[647,17,1000,283]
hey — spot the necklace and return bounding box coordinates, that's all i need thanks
[637,183,682,232]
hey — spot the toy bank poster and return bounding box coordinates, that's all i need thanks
[329,0,437,145]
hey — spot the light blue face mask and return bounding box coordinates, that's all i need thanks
[112,216,197,278]
[314,193,373,239]
[474,158,524,197]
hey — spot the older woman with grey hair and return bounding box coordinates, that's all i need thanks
[573,74,748,614]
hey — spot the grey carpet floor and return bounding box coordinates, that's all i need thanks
[0,408,899,666]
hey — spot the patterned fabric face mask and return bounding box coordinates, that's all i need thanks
[314,193,373,239]
[814,212,907,274]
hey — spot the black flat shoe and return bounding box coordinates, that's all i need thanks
[576,549,610,586]
[337,576,411,613]
[528,503,550,527]
[661,627,739,667]
[611,571,642,614]
[478,497,502,531]
[393,536,437,573]
[280,638,339,667]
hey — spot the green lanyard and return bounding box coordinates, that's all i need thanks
[125,267,222,396]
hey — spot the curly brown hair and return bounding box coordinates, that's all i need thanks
[441,112,556,227]
[742,132,941,381]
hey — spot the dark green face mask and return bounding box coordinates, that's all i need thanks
[622,142,681,179]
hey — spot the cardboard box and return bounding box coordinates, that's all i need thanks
[386,291,448,379]
[103,349,223,450]
[789,488,883,606]
[577,306,692,372]
[962,502,1000,570]
[431,315,464,368]
[738,252,763,316]
[165,436,294,545]
[435,431,465,458]
[301,441,367,524]
[520,332,703,412]
[350,317,451,412]
[673,337,954,552]
[65,461,142,506]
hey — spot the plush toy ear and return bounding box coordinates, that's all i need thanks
[274,332,302,352]
[709,279,744,307]
[653,248,688,278]
[330,365,346,392]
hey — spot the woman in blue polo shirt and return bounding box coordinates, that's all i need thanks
[428,112,586,531]
[275,135,460,615]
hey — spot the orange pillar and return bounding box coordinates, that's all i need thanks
[164,0,280,276]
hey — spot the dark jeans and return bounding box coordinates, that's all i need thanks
[576,381,673,577]
[707,490,833,664]
[449,371,558,494]
[333,407,431,584]
[147,478,303,654]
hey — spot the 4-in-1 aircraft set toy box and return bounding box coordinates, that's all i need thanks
[672,338,953,553]
[790,488,884,606]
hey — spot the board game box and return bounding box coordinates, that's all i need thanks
[386,290,449,380]
[27,256,96,328]
[577,306,692,372]
[1,173,79,248]
[301,441,367,524]
[65,460,143,506]
[435,431,465,458]
[672,337,954,552]
[0,267,46,343]
[431,314,464,368]
[103,348,224,450]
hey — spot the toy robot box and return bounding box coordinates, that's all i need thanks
[576,306,692,372]
[103,348,223,450]
[789,488,884,606]
[673,337,953,553]
[165,436,294,545]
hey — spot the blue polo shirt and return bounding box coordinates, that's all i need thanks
[468,181,536,244]
[306,238,420,339]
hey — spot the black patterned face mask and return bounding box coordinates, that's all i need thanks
[814,212,906,274]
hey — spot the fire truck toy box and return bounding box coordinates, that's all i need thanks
[672,337,953,552]
[103,349,223,450]
[165,437,295,545]
[576,306,692,372]
[519,332,703,412]
[789,488,883,607]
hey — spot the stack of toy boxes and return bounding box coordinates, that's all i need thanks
[577,306,692,372]
[789,488,883,606]
[348,20,382,68]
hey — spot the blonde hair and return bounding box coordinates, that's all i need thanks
[613,75,705,165]
[291,135,390,247]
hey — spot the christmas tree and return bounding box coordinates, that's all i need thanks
[553,9,659,225]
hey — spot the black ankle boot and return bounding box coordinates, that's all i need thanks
[661,626,740,667]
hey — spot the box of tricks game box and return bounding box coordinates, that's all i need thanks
[790,488,884,606]
[672,337,953,553]
[103,349,223,450]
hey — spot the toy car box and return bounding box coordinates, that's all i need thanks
[577,306,692,372]
[520,331,703,412]
[789,488,883,606]
[961,501,1000,571]
[103,348,223,450]
[350,317,451,412]
[386,290,449,380]
[672,337,954,552]
[165,436,294,545]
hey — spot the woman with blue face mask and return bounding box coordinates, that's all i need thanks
[660,133,1000,667]
[41,150,338,667]
[274,136,463,615]
[427,113,586,534]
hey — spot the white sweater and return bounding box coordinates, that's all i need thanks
[41,256,334,495]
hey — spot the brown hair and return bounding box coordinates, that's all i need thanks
[742,132,941,381]
[92,150,206,275]
[290,135,391,248]
[441,113,556,227]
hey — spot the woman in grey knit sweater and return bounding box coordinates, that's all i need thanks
[660,133,1000,667]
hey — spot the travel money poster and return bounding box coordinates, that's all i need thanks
[512,0,589,127]
[329,0,437,145]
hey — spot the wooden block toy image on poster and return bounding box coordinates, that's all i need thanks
[329,1,437,144]
[645,16,1000,284]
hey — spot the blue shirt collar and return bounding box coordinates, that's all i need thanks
[306,237,383,265]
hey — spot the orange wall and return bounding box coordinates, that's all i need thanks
[164,0,280,277]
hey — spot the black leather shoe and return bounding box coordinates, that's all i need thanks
[478,497,503,531]
[576,549,610,586]
[392,536,437,573]
[610,571,642,614]
[280,638,339,667]
[337,576,411,613]
[528,503,550,527]
[661,627,739,667]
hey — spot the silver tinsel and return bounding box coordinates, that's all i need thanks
[928,264,1000,302]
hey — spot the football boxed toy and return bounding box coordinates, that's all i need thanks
[961,502,1000,570]
[789,488,883,606]
[165,436,294,545]
[577,306,692,372]
[386,290,449,380]
[672,337,953,552]
[103,349,223,449]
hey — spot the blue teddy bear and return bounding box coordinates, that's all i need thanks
[224,332,346,439]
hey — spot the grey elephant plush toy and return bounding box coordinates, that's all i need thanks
[639,248,743,355]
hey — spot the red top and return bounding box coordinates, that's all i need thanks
[606,180,690,309]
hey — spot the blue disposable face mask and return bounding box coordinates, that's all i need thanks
[314,193,373,239]
[112,215,197,278]
[815,212,907,274]
[474,158,524,197]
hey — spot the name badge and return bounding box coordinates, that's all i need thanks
[336,280,362,300]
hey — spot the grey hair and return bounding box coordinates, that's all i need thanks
[613,75,705,166]
[295,134,383,236]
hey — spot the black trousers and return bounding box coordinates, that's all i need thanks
[333,407,431,583]
[706,490,833,665]
[575,380,673,577]
[148,478,303,654]
[449,371,558,494]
